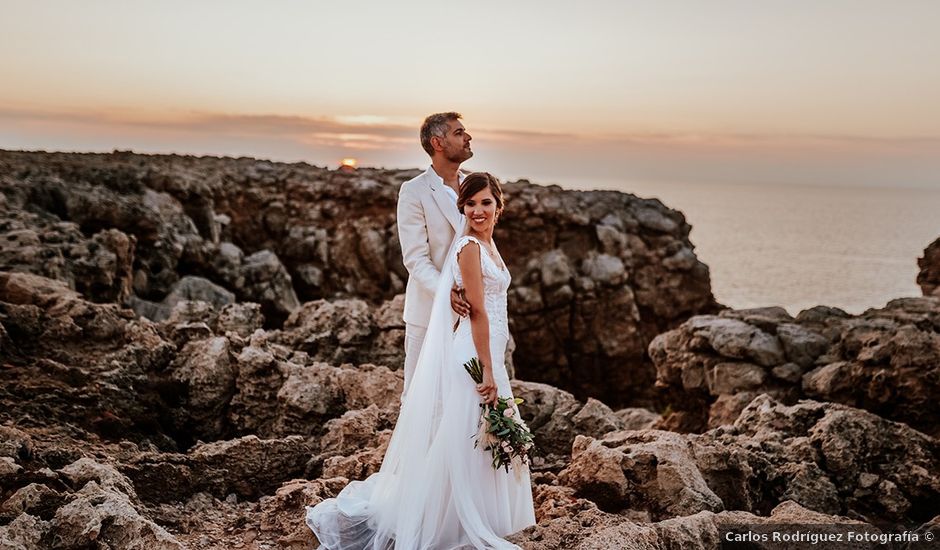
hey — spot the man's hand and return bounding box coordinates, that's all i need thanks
[450,286,471,317]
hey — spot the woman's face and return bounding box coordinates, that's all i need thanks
[463,186,499,233]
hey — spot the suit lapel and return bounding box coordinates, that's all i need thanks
[427,171,462,233]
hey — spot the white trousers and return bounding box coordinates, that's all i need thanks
[402,323,427,402]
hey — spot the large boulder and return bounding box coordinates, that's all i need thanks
[0,208,137,304]
[257,478,347,550]
[501,187,719,407]
[225,335,402,438]
[166,336,236,440]
[276,299,375,364]
[0,484,64,522]
[122,435,313,503]
[650,299,940,436]
[511,380,621,457]
[507,499,877,550]
[308,404,396,479]
[917,237,940,297]
[49,480,183,549]
[693,395,940,526]
[544,395,938,528]
[0,272,178,443]
[0,512,49,549]
[0,457,183,549]
[558,431,723,519]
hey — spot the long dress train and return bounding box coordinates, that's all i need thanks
[305,234,535,549]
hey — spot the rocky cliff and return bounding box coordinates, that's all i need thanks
[0,150,719,407]
[1,150,937,549]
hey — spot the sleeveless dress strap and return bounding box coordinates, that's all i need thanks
[454,235,488,284]
[455,235,483,256]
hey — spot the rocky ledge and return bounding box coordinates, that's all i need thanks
[650,297,940,436]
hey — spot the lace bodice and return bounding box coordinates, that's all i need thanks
[453,235,511,338]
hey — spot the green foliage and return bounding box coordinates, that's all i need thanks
[462,356,537,473]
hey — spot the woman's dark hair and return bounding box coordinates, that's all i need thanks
[457,172,504,215]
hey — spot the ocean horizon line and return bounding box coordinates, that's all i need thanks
[3,146,938,193]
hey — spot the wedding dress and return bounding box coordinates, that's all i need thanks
[306,234,536,549]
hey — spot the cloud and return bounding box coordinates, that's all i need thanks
[1,106,938,188]
[4,105,938,150]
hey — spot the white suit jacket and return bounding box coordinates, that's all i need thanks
[397,166,466,327]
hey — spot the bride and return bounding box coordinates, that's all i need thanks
[306,172,536,549]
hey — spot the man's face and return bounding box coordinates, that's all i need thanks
[436,120,473,163]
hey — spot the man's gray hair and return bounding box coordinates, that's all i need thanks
[420,112,462,157]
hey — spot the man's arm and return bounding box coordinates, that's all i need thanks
[397,182,442,294]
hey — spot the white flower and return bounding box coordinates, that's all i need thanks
[503,408,514,418]
[477,420,498,449]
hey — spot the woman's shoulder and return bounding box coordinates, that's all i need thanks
[455,234,484,253]
[454,235,485,275]
[457,235,483,250]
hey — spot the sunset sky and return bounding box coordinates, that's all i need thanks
[2,0,939,188]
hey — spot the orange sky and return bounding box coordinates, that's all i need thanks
[2,1,939,188]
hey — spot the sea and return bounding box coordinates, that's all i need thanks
[545,178,940,316]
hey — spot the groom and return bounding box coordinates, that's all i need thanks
[397,112,473,399]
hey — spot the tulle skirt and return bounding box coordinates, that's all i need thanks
[305,321,535,549]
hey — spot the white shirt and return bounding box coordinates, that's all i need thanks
[428,165,465,208]
[443,185,458,204]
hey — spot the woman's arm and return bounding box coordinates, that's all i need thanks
[457,241,497,405]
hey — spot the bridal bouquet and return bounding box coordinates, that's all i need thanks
[463,357,536,474]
